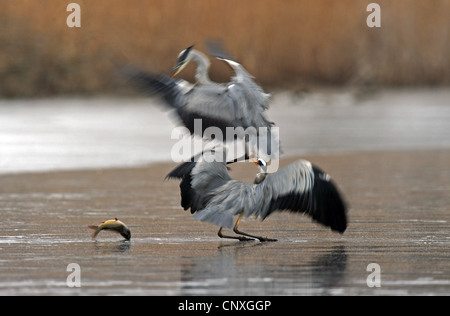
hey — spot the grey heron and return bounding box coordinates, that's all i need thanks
[172,43,271,117]
[167,157,348,242]
[123,45,279,160]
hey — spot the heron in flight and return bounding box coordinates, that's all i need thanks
[124,44,280,160]
[171,43,272,118]
[167,156,348,242]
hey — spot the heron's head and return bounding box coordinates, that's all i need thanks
[252,158,268,173]
[171,45,195,78]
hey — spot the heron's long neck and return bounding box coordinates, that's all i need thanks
[191,50,214,85]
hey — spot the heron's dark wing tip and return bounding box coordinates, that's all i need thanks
[166,161,197,179]
[312,167,348,233]
[119,65,182,108]
[263,162,348,233]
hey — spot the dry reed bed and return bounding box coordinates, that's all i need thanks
[1,0,449,96]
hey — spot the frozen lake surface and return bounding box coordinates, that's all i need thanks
[0,150,449,296]
[0,88,449,296]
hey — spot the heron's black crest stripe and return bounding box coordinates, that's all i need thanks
[177,45,195,65]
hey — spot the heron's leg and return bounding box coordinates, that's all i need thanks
[217,227,254,242]
[233,213,277,242]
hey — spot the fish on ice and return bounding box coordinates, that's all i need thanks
[88,218,131,240]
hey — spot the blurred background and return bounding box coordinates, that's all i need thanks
[1,2,450,296]
[1,0,449,97]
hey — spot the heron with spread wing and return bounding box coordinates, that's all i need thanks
[124,44,280,160]
[167,156,348,242]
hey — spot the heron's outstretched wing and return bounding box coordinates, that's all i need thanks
[222,59,271,112]
[120,65,191,106]
[180,84,246,134]
[122,66,253,135]
[169,159,347,233]
[205,41,277,157]
[225,81,279,159]
[205,40,271,113]
[167,160,236,227]
[259,161,348,233]
[186,160,256,229]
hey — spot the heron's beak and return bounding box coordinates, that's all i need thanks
[170,68,181,79]
[170,62,187,79]
[252,158,259,165]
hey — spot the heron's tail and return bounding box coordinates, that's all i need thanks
[120,65,182,109]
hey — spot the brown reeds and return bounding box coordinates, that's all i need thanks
[0,0,449,97]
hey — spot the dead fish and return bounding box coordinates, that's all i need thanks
[88,218,131,240]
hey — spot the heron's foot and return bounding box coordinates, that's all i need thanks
[257,237,278,242]
[218,227,255,242]
[233,227,277,243]
[230,215,278,242]
[238,236,256,242]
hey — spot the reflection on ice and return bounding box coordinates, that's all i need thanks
[179,243,347,295]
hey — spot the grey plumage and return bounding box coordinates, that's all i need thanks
[167,159,348,236]
[123,45,279,158]
[124,42,347,241]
